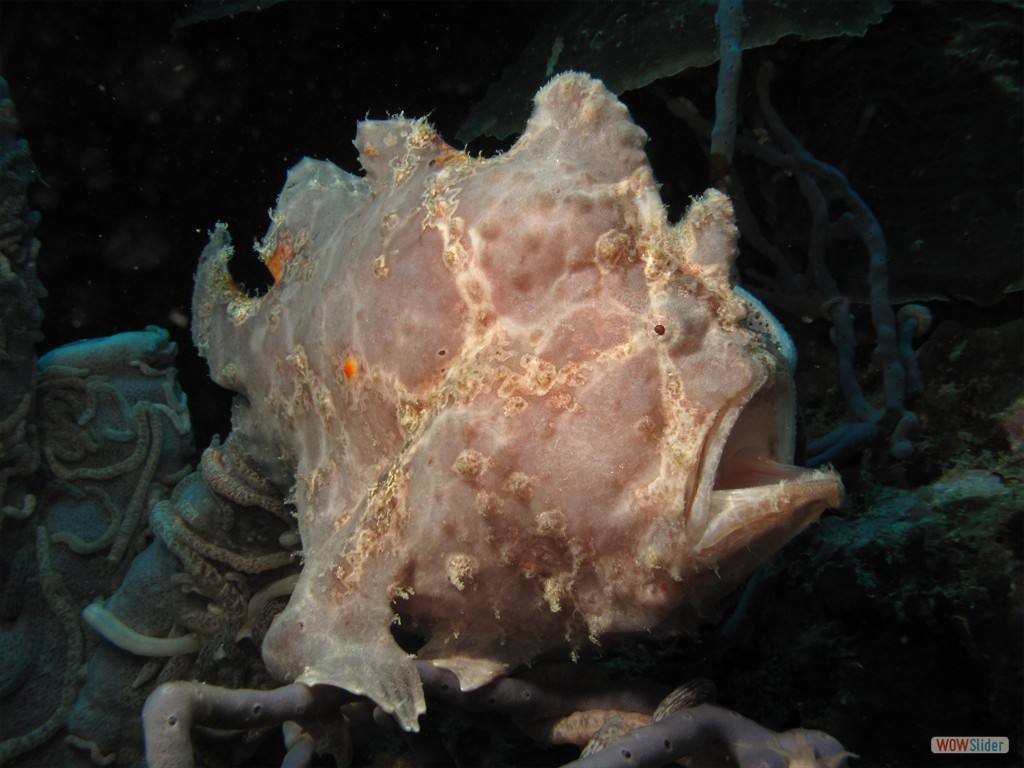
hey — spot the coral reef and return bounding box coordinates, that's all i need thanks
[0,76,43,527]
[0,0,1020,765]
[1,327,193,765]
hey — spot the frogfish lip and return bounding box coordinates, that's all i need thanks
[696,369,844,559]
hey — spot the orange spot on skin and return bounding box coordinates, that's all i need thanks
[430,147,465,167]
[343,355,358,379]
[265,232,294,284]
[363,145,380,159]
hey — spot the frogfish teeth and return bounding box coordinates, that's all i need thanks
[192,71,843,732]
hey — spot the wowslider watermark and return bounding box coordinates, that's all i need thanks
[931,737,1009,754]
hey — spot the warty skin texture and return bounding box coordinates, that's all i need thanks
[192,72,842,732]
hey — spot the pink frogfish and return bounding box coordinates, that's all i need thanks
[192,72,842,731]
